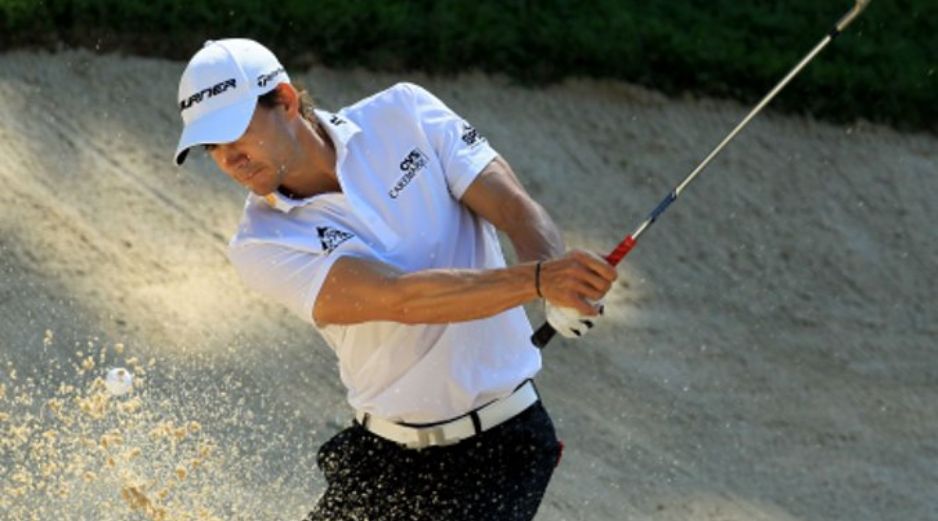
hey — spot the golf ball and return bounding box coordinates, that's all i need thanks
[105,367,133,396]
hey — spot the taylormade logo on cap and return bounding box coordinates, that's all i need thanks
[257,67,286,88]
[173,38,290,166]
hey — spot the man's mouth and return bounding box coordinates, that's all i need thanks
[241,166,262,183]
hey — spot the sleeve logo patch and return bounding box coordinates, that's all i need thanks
[317,226,354,254]
[460,122,486,147]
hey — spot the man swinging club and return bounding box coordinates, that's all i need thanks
[173,39,618,520]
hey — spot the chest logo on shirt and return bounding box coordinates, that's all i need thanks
[317,226,354,254]
[389,148,430,199]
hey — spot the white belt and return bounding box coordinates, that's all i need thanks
[355,381,539,450]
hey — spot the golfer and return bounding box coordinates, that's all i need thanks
[174,39,617,520]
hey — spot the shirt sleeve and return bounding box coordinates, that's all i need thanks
[227,237,365,326]
[403,83,499,199]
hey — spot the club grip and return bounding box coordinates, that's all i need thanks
[531,322,557,349]
[531,235,636,349]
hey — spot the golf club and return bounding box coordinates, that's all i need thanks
[532,0,872,349]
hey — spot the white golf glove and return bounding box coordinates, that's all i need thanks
[545,301,604,339]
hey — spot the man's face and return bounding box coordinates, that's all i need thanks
[205,103,294,196]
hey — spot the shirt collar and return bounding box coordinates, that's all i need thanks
[314,108,361,150]
[259,109,360,213]
[258,190,309,212]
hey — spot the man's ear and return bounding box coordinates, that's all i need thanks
[275,83,301,119]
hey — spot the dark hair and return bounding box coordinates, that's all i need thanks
[257,82,316,121]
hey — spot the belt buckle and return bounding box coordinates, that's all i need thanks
[411,426,454,449]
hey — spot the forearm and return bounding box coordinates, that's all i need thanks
[504,200,565,263]
[459,156,565,263]
[385,263,539,324]
[314,250,615,327]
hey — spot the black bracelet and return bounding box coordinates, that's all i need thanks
[535,260,544,298]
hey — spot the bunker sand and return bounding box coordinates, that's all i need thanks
[0,50,936,520]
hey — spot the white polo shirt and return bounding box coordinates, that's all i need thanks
[228,82,541,423]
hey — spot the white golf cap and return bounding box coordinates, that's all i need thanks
[174,38,290,166]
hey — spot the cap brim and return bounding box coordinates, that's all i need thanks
[173,96,258,166]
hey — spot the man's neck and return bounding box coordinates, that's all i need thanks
[278,118,341,199]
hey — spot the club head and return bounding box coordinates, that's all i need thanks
[836,0,872,33]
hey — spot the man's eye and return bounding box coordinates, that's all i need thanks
[203,144,217,152]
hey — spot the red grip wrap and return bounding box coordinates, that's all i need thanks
[605,236,636,266]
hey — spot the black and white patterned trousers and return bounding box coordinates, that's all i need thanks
[303,401,561,521]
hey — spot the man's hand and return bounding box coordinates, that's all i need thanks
[537,249,616,339]
[545,301,604,338]
[538,249,616,316]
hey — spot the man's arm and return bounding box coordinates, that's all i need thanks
[313,156,616,328]
[459,155,616,313]
[314,257,532,326]
[314,251,613,327]
[459,155,565,263]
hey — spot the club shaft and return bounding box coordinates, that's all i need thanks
[673,36,833,201]
[607,34,833,265]
[531,0,871,349]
